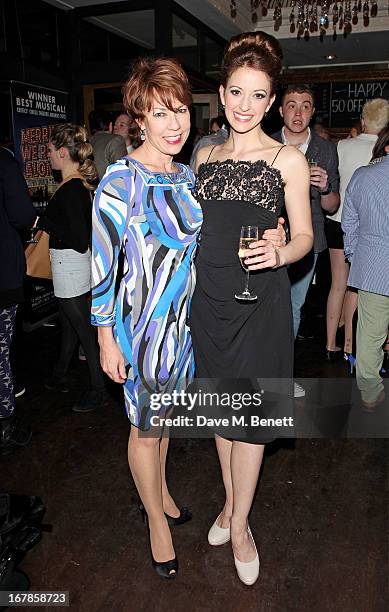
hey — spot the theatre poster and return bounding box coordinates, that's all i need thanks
[10,81,69,329]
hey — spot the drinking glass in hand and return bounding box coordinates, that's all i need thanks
[235,225,259,301]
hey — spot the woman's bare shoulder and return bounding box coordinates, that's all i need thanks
[274,144,307,169]
[194,143,221,171]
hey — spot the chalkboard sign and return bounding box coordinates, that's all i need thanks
[307,80,388,128]
[329,81,389,127]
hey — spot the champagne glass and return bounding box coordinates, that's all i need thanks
[235,225,259,301]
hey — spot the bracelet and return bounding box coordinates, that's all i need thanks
[319,184,331,196]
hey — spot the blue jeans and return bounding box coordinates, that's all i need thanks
[289,251,319,338]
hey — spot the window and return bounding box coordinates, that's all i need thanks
[172,14,198,71]
[204,36,223,79]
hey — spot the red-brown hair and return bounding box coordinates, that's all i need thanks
[122,57,192,136]
[221,31,283,95]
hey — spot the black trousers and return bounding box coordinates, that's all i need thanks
[54,294,104,390]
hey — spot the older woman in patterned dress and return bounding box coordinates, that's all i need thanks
[91,58,202,579]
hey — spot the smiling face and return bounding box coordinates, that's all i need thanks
[219,67,274,134]
[138,96,190,155]
[280,91,315,135]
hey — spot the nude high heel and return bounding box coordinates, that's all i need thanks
[233,526,260,586]
[208,512,231,546]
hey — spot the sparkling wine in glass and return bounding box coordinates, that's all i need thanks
[235,225,259,301]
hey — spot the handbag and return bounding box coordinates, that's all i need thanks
[0,493,49,600]
[25,230,52,280]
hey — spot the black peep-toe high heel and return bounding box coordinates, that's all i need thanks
[138,504,178,579]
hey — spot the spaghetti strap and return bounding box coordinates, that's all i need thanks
[270,145,286,166]
[206,145,217,164]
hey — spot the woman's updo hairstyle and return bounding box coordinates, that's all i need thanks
[122,56,192,139]
[221,31,283,96]
[50,123,98,190]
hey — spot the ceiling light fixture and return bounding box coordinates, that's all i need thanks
[325,53,337,59]
[232,1,379,42]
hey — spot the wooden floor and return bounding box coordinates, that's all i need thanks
[2,317,388,612]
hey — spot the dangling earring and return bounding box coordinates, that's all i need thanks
[140,128,145,141]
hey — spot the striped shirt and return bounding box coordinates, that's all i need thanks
[341,156,389,296]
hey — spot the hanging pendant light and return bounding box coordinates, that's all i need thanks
[228,0,379,40]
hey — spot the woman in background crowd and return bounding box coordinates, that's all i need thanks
[37,124,106,413]
[325,99,389,370]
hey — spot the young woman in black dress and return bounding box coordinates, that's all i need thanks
[36,124,105,412]
[190,32,313,585]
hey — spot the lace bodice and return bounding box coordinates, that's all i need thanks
[194,159,285,214]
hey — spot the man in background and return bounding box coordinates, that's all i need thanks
[273,84,340,397]
[89,110,127,179]
[112,112,138,154]
[342,140,389,410]
[274,85,339,335]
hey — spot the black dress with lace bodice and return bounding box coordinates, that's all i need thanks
[190,155,294,443]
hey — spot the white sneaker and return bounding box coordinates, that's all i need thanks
[294,382,306,398]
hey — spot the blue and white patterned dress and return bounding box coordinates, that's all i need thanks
[91,158,202,430]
